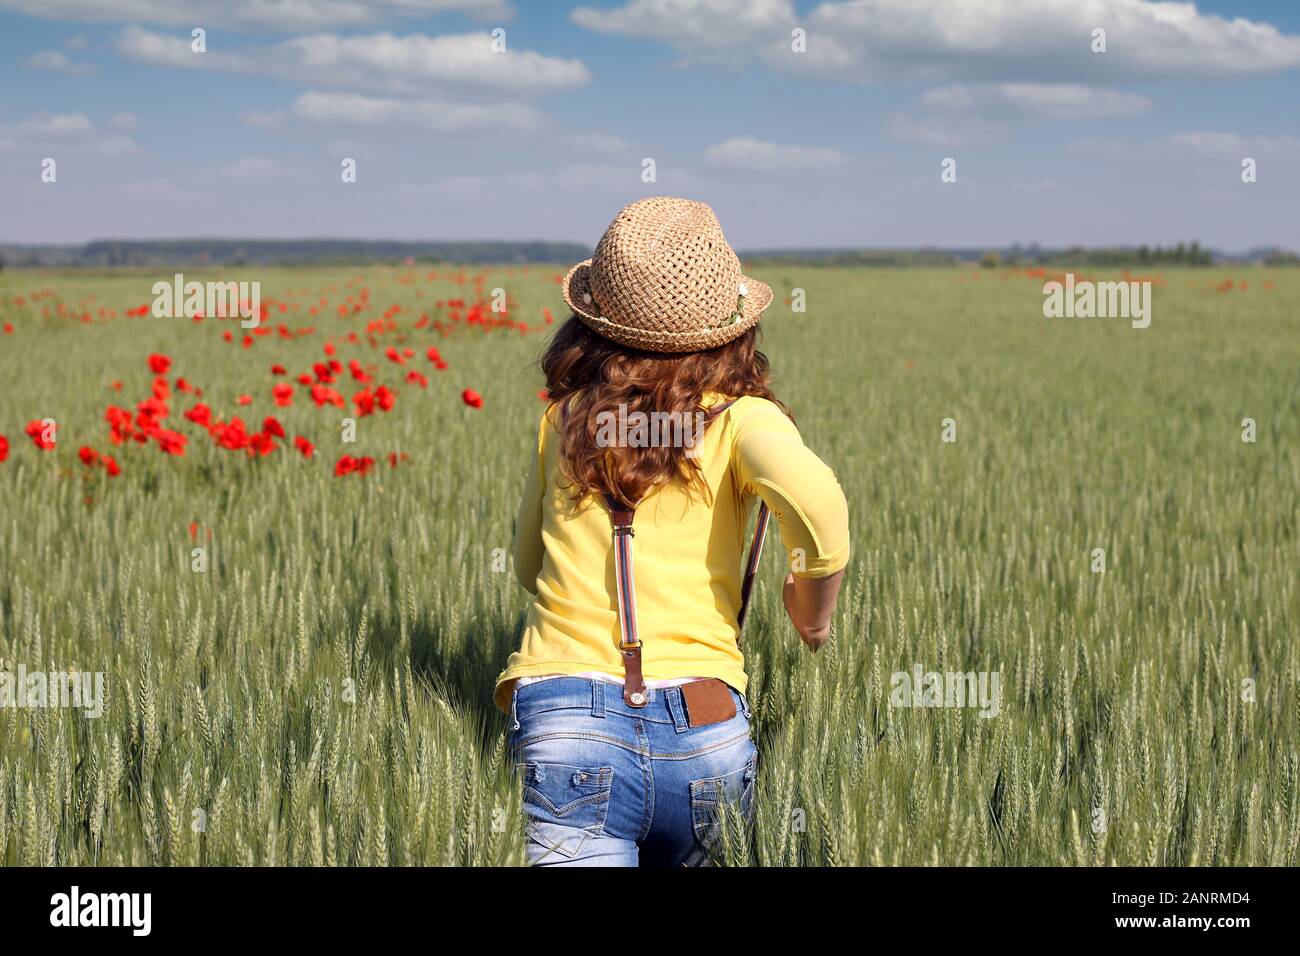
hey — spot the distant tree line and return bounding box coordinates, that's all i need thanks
[0,239,1294,270]
[0,239,593,268]
[1032,242,1213,267]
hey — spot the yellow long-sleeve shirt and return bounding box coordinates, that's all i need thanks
[493,393,850,713]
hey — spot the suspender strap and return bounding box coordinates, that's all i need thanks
[603,493,647,707]
[601,397,770,709]
[737,502,771,631]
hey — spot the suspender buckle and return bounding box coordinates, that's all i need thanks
[611,525,634,538]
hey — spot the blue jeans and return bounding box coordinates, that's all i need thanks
[508,677,758,867]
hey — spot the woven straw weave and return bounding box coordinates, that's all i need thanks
[562,196,773,353]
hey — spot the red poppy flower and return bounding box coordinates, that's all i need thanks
[236,394,252,406]
[155,429,188,456]
[79,446,100,466]
[385,346,405,365]
[136,396,168,428]
[335,454,374,476]
[272,383,294,407]
[406,371,428,388]
[25,419,56,449]
[270,364,287,376]
[103,455,121,477]
[213,418,251,451]
[107,406,135,443]
[184,403,212,426]
[0,435,7,463]
[248,431,276,457]
[2,323,12,334]
[353,389,375,417]
[293,435,314,458]
[310,384,345,408]
[262,416,285,439]
[375,385,395,412]
[148,353,172,374]
[461,389,483,409]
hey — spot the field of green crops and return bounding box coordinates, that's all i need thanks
[0,264,1296,866]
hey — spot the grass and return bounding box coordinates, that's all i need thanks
[0,264,1296,866]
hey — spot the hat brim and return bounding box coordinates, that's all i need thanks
[561,259,774,354]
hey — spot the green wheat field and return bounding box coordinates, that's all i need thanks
[0,264,1296,866]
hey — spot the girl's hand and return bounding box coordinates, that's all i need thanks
[782,571,838,652]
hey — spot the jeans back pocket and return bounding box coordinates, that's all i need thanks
[688,749,757,864]
[521,762,614,860]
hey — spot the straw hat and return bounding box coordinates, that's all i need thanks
[562,196,774,353]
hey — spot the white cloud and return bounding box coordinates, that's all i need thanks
[888,82,1151,146]
[94,135,141,156]
[0,0,513,30]
[573,0,793,59]
[422,175,494,200]
[291,91,547,134]
[1169,131,1300,161]
[1070,130,1300,163]
[25,50,94,74]
[885,115,986,149]
[109,112,139,131]
[115,27,588,95]
[116,25,253,70]
[561,132,636,156]
[919,83,1151,120]
[704,137,846,172]
[574,0,1300,81]
[553,162,697,194]
[0,112,139,155]
[5,113,94,138]
[64,35,88,50]
[221,157,288,180]
[274,32,589,94]
[116,176,209,204]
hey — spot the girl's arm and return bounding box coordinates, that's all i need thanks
[783,569,845,651]
[512,413,546,594]
[732,402,850,648]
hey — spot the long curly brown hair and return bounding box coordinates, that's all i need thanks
[540,316,787,508]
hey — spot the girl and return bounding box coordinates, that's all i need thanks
[496,197,850,866]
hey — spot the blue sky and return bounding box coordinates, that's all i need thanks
[1,0,1298,250]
